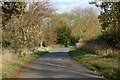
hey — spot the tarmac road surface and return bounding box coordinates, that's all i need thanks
[19,48,104,79]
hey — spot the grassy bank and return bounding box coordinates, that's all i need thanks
[68,47,120,80]
[2,46,64,78]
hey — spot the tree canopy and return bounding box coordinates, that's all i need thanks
[90,1,120,48]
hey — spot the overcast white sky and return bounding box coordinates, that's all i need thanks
[51,0,101,14]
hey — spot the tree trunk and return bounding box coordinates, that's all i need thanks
[40,40,43,48]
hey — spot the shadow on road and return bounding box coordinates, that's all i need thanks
[17,48,105,79]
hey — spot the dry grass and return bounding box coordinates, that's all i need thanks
[2,53,17,65]
[75,41,120,59]
[96,48,120,58]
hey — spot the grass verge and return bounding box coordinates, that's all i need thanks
[2,51,48,78]
[2,46,64,78]
[48,46,64,52]
[68,47,120,80]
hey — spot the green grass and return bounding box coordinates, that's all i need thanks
[2,46,64,78]
[48,46,64,52]
[68,47,120,80]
